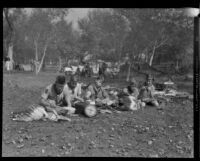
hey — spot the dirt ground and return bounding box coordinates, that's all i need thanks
[2,71,194,157]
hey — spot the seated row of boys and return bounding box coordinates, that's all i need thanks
[39,74,159,116]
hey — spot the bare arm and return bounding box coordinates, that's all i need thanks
[64,93,72,107]
[39,98,59,115]
[85,85,94,100]
[138,87,147,101]
[63,88,72,107]
[74,96,84,102]
[148,85,155,98]
[74,84,84,102]
[123,88,129,94]
[85,91,92,100]
[103,89,109,99]
[40,98,51,107]
[133,88,139,99]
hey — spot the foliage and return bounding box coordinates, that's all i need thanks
[3,8,194,74]
[78,9,130,62]
[115,8,193,69]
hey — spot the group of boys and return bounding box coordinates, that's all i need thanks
[39,73,159,117]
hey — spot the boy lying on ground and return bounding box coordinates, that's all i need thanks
[12,75,75,122]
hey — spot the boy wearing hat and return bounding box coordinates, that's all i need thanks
[40,75,76,115]
[138,74,159,107]
[12,75,73,122]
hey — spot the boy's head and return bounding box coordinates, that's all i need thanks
[128,78,137,93]
[55,75,66,94]
[129,78,137,87]
[68,74,78,89]
[145,74,154,86]
[95,76,104,88]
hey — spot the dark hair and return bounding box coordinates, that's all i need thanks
[55,75,66,85]
[69,74,78,83]
[129,78,137,86]
[68,75,78,91]
[146,74,154,81]
[96,76,104,82]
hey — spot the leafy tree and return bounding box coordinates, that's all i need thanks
[115,8,193,78]
[78,9,130,62]
[22,8,69,74]
[53,19,79,71]
[3,8,24,69]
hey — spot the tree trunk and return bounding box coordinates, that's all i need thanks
[145,56,148,63]
[36,44,48,75]
[4,9,15,71]
[175,60,179,71]
[7,43,14,70]
[126,62,132,82]
[149,42,156,67]
[34,41,39,74]
[4,39,8,55]
[42,59,46,71]
[58,56,62,73]
[35,43,38,62]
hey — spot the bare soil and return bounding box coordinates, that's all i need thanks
[2,72,193,157]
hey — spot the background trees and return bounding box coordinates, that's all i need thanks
[3,8,26,70]
[114,8,193,78]
[78,9,130,62]
[3,8,193,76]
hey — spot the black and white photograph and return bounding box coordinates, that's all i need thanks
[2,7,199,157]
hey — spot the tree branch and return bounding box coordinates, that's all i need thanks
[3,8,13,32]
[155,37,168,49]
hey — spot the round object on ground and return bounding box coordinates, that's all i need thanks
[84,104,97,117]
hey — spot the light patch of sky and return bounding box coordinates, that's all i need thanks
[23,8,92,30]
[22,8,116,31]
[23,8,34,15]
[66,8,113,30]
[65,8,93,30]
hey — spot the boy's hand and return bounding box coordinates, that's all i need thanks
[49,100,57,107]
[142,98,151,102]
[52,109,59,117]
[75,97,84,102]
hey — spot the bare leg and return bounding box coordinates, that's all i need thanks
[152,100,159,107]
[56,115,71,121]
[62,106,76,115]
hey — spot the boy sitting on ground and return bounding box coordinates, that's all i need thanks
[85,76,113,106]
[118,78,145,111]
[123,78,139,99]
[138,74,159,107]
[63,74,84,108]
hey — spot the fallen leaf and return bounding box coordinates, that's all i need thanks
[148,140,153,145]
[109,144,114,148]
[42,149,45,154]
[149,154,159,158]
[17,144,24,149]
